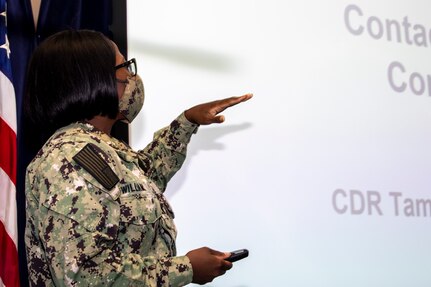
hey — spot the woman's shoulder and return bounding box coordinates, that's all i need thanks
[28,122,118,175]
[26,123,124,201]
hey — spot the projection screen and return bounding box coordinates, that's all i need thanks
[127,0,431,286]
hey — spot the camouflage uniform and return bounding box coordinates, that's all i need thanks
[25,113,199,287]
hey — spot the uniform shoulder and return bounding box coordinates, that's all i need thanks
[27,123,115,176]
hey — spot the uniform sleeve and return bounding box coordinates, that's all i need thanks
[138,113,199,192]
[25,173,54,286]
[25,158,193,287]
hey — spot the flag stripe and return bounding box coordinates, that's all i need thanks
[0,168,17,243]
[0,221,19,287]
[0,117,16,185]
[0,72,17,132]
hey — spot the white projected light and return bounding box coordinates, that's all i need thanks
[127,1,431,286]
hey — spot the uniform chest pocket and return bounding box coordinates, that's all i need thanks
[118,186,162,226]
[117,187,164,253]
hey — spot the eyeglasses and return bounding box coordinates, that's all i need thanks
[115,58,137,76]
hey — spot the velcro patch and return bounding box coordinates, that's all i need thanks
[73,143,119,190]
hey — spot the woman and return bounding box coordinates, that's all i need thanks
[24,29,252,286]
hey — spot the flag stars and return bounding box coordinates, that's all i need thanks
[1,7,10,59]
[1,7,6,26]
[0,34,11,58]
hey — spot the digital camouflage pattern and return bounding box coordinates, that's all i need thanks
[25,113,199,287]
[119,74,145,123]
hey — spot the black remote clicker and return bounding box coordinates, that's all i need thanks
[226,249,249,262]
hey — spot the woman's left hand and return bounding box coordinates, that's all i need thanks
[184,93,253,125]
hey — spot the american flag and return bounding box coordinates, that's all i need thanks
[0,0,20,286]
